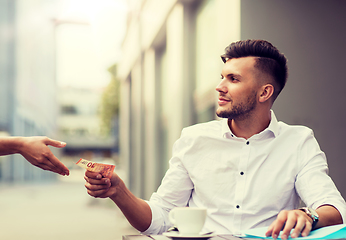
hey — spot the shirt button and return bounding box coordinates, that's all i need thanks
[236,205,240,209]
[246,141,249,145]
[240,172,244,175]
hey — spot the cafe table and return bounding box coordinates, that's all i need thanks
[122,234,346,240]
[122,235,249,240]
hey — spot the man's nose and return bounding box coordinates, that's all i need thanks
[216,81,227,93]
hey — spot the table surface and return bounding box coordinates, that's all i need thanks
[122,234,346,240]
[122,235,245,240]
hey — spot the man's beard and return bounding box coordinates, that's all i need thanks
[216,92,257,120]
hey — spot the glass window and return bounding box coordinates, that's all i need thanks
[61,105,77,115]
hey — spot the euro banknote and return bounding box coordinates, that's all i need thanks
[76,158,115,178]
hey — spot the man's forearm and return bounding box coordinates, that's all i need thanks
[315,205,343,229]
[110,183,152,232]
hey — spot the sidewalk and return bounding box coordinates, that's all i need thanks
[0,168,138,240]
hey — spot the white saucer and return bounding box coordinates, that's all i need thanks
[163,231,215,239]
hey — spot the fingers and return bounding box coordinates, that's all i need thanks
[43,151,70,176]
[86,188,110,198]
[85,180,110,192]
[265,221,276,238]
[33,159,61,174]
[44,137,67,148]
[84,171,111,188]
[267,210,313,240]
[290,216,311,238]
[85,170,102,179]
[281,212,296,240]
[84,172,112,198]
[269,210,288,239]
[34,156,68,175]
[84,175,110,185]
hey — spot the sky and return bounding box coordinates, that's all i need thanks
[55,0,128,88]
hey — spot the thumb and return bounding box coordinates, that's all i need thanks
[45,138,66,148]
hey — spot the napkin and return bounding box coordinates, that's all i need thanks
[241,224,346,239]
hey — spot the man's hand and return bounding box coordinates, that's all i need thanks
[265,209,313,240]
[84,170,153,232]
[18,136,69,176]
[84,171,122,200]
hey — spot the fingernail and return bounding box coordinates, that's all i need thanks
[281,234,287,240]
[272,234,278,239]
[96,174,102,179]
[60,141,66,146]
[291,233,297,238]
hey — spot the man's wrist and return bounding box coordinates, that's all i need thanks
[109,178,127,202]
[299,207,319,229]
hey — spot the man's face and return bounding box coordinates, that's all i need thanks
[216,57,260,120]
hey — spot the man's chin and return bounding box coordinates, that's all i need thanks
[216,110,231,119]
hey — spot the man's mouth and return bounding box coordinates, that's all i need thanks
[218,97,231,105]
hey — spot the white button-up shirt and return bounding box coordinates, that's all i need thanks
[143,111,346,235]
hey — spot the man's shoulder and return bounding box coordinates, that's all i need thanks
[278,121,314,138]
[182,120,223,137]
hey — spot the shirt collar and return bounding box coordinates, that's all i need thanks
[267,110,279,138]
[221,118,233,138]
[221,110,279,139]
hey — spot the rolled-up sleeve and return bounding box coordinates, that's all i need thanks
[296,130,346,223]
[141,132,195,235]
[141,198,171,235]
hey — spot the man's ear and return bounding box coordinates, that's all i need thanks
[259,84,274,103]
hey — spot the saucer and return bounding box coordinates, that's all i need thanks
[163,231,215,239]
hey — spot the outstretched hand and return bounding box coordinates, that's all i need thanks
[19,136,69,176]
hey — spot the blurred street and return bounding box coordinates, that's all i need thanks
[0,167,138,240]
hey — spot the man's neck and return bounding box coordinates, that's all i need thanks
[228,110,271,140]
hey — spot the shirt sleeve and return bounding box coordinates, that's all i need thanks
[295,129,346,223]
[141,130,195,235]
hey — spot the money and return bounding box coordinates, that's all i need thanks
[76,158,115,178]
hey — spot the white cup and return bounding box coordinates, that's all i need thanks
[169,207,207,235]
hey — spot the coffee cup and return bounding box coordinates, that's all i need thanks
[168,207,207,235]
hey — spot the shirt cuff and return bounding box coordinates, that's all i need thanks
[312,201,346,224]
[141,200,172,235]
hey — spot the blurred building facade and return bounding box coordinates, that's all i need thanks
[118,0,240,199]
[0,0,60,182]
[57,86,117,162]
[119,0,346,201]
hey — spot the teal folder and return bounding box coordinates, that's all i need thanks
[241,224,346,239]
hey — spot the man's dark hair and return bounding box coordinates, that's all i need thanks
[221,39,288,98]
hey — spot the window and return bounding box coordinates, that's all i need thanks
[61,105,77,115]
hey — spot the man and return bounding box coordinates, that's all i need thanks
[0,136,69,176]
[84,39,346,239]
